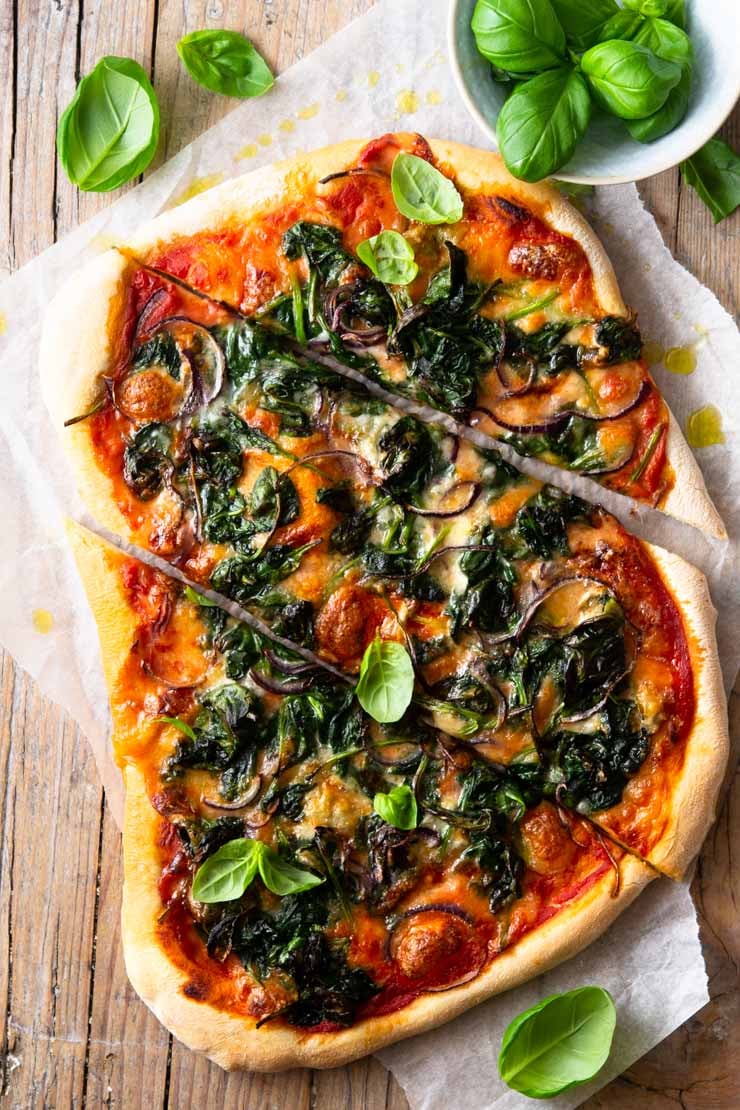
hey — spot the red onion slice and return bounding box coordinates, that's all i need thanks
[155,316,225,406]
[201,776,262,810]
[496,357,537,398]
[488,377,651,435]
[405,481,482,519]
[249,667,317,696]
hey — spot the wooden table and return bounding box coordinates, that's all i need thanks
[0,3,737,1107]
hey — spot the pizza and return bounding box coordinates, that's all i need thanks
[41,135,728,1071]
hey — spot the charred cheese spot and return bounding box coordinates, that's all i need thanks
[183,978,209,1001]
[508,241,582,282]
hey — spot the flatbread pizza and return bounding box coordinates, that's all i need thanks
[42,134,729,1071]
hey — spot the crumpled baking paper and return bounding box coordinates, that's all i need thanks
[0,0,737,1105]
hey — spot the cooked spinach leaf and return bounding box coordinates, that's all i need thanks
[122,423,172,499]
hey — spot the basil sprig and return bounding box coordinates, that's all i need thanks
[498,986,617,1098]
[356,636,415,724]
[373,784,418,829]
[470,0,700,183]
[357,231,419,285]
[471,0,567,75]
[496,68,591,184]
[192,838,324,903]
[581,39,681,120]
[680,138,740,225]
[56,56,160,192]
[390,153,464,225]
[177,30,274,98]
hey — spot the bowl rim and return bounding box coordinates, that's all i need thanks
[447,0,740,186]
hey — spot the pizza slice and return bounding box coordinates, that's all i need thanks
[42,249,726,880]
[68,522,654,1070]
[53,131,721,534]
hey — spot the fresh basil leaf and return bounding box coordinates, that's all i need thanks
[357,231,419,285]
[581,40,681,120]
[623,0,668,15]
[391,154,464,224]
[256,846,324,895]
[662,0,686,29]
[154,716,198,741]
[633,16,692,69]
[356,637,415,724]
[550,0,618,51]
[56,56,159,192]
[184,585,219,607]
[471,0,567,75]
[373,784,418,829]
[680,138,740,224]
[192,838,260,902]
[497,68,591,182]
[498,986,617,1098]
[177,29,274,98]
[624,16,692,141]
[627,64,691,142]
[598,10,645,41]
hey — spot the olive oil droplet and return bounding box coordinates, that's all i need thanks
[686,405,725,448]
[173,174,224,206]
[32,609,54,634]
[664,346,696,375]
[395,89,419,115]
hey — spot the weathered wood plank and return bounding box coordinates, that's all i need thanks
[0,668,102,1110]
[83,808,170,1110]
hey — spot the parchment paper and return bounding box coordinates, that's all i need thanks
[0,1,737,1105]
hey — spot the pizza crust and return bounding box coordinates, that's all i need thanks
[122,762,652,1072]
[638,542,730,878]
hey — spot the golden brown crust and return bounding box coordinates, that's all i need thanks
[122,763,653,1072]
[639,542,729,877]
[65,520,140,711]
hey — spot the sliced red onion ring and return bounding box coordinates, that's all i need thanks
[244,797,279,828]
[496,356,537,398]
[264,648,321,676]
[481,574,616,648]
[201,776,262,810]
[488,378,651,435]
[397,902,475,925]
[155,316,225,406]
[249,667,317,696]
[284,448,375,483]
[405,481,482,519]
[318,167,389,184]
[134,287,170,341]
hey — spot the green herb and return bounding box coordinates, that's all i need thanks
[373,784,418,829]
[623,0,669,15]
[550,0,618,50]
[176,30,274,98]
[56,56,159,192]
[497,67,591,182]
[184,585,219,608]
[503,289,561,322]
[498,986,616,1098]
[580,40,681,120]
[356,637,414,724]
[282,221,354,283]
[471,0,567,75]
[122,423,171,500]
[356,231,419,285]
[626,17,692,141]
[390,153,464,225]
[598,9,645,41]
[193,838,324,903]
[154,716,197,742]
[680,138,740,224]
[628,423,664,482]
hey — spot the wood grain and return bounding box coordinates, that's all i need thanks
[0,3,738,1108]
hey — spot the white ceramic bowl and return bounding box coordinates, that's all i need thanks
[448,0,740,184]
